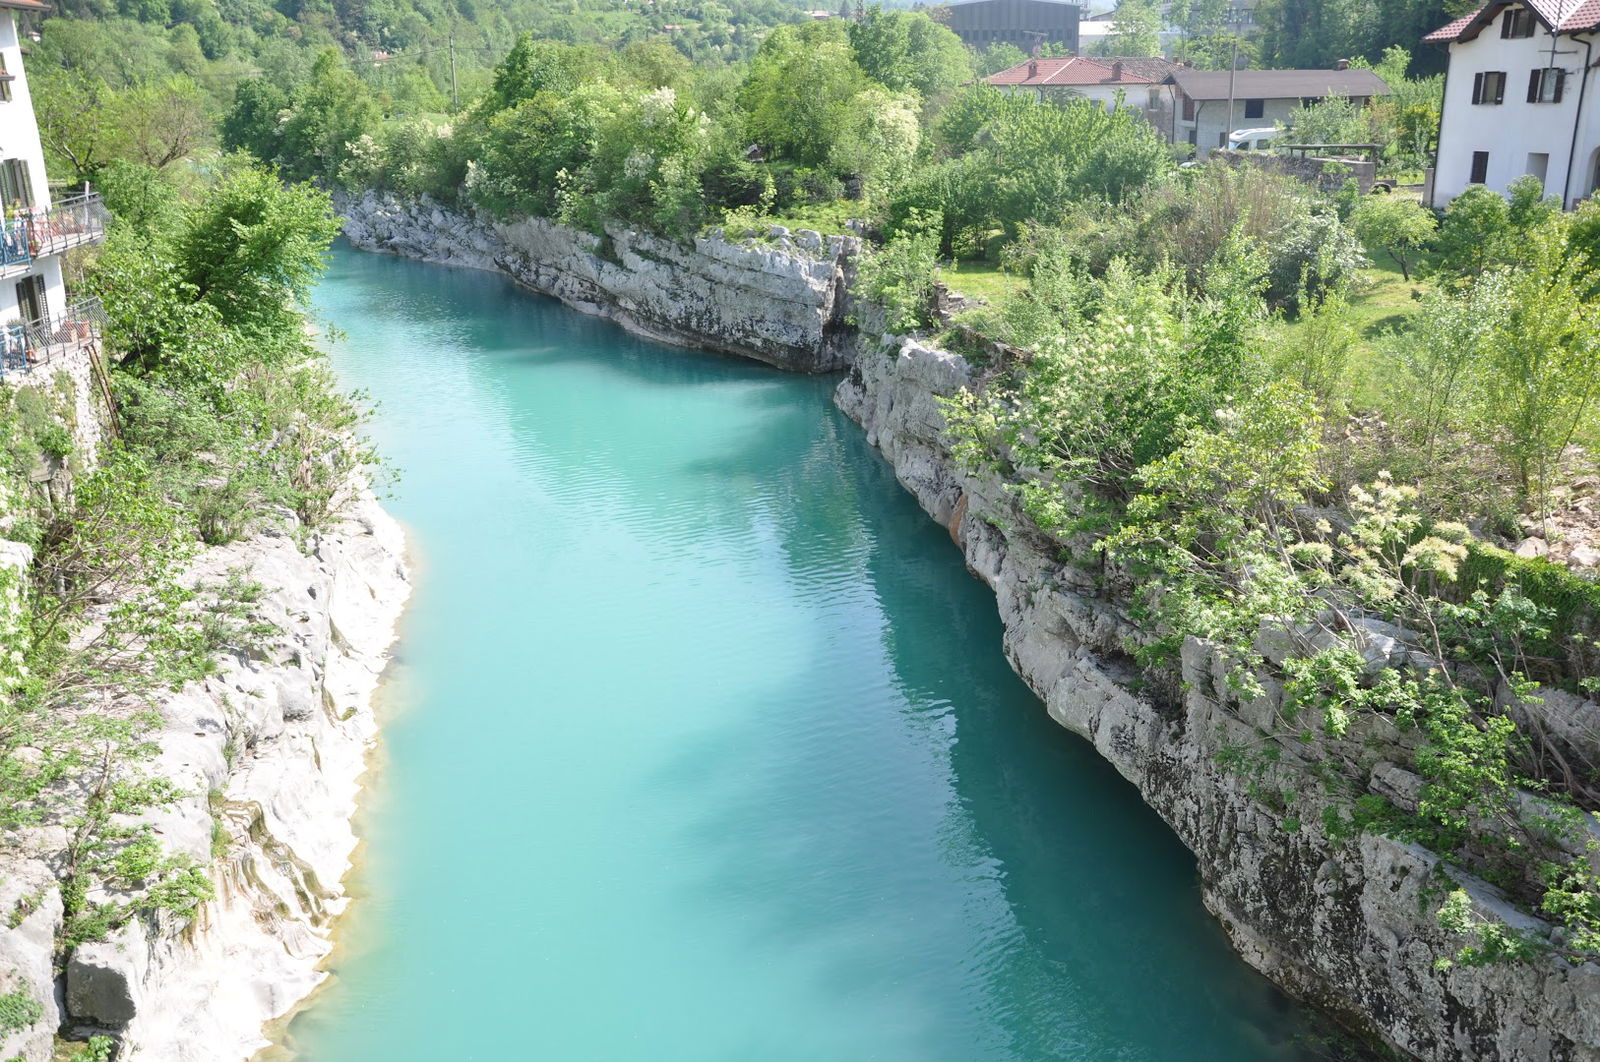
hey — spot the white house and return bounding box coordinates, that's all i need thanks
[1426,0,1600,208]
[1168,66,1389,156]
[0,0,107,381]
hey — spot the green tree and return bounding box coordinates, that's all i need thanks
[32,69,115,181]
[974,42,1028,78]
[1102,0,1163,57]
[1435,185,1513,276]
[173,162,342,344]
[847,9,971,99]
[276,49,379,183]
[113,76,210,169]
[221,78,292,165]
[1476,223,1600,509]
[1349,195,1435,280]
[1287,94,1376,145]
[738,22,869,168]
[829,86,921,195]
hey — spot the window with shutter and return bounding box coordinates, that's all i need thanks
[1470,151,1490,184]
[14,275,44,327]
[0,160,30,212]
[1503,7,1536,37]
[1528,67,1565,102]
[1473,71,1507,104]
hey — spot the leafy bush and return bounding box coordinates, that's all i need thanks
[1264,209,1366,309]
[854,209,942,334]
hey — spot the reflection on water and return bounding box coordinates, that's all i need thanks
[281,244,1355,1061]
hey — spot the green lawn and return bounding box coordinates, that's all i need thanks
[939,259,1027,304]
[1272,243,1440,412]
[1345,246,1438,335]
[717,201,861,238]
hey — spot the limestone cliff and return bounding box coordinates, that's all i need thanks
[0,490,409,1062]
[336,190,859,373]
[836,337,1600,1062]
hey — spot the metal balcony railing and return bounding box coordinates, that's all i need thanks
[0,296,107,380]
[0,218,28,268]
[24,193,109,258]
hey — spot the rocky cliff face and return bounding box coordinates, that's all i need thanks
[836,337,1600,1062]
[337,191,859,373]
[0,492,409,1062]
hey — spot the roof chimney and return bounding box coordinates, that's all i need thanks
[1112,61,1124,80]
[1335,58,1350,70]
[1028,59,1038,78]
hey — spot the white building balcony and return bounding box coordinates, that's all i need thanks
[0,192,109,279]
[0,295,106,382]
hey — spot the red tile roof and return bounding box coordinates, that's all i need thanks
[1425,0,1600,42]
[983,56,1163,87]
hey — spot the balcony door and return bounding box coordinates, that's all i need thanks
[15,274,45,326]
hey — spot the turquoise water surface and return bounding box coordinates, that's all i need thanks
[282,245,1335,1061]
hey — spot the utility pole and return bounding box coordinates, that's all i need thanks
[449,30,458,110]
[1224,4,1242,149]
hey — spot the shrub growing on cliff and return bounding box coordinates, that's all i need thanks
[854,209,942,333]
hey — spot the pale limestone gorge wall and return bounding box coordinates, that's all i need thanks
[836,337,1600,1062]
[0,492,409,1062]
[336,190,859,373]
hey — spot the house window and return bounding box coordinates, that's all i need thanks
[1527,152,1549,183]
[1502,6,1536,37]
[1528,67,1565,103]
[1243,98,1264,120]
[1218,131,1229,148]
[1182,95,1195,121]
[0,159,32,212]
[1472,71,1507,105]
[1470,150,1490,184]
[0,55,10,103]
[1147,87,1161,110]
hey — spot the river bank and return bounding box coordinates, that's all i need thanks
[0,484,410,1062]
[333,190,1600,1062]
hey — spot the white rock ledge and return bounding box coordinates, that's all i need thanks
[0,490,411,1062]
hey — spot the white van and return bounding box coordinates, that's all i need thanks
[1227,127,1280,152]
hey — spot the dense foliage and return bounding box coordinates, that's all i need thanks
[0,157,365,950]
[936,163,1600,970]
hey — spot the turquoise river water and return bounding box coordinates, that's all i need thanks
[279,245,1340,1061]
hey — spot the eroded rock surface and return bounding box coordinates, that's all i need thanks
[0,491,409,1061]
[338,190,859,373]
